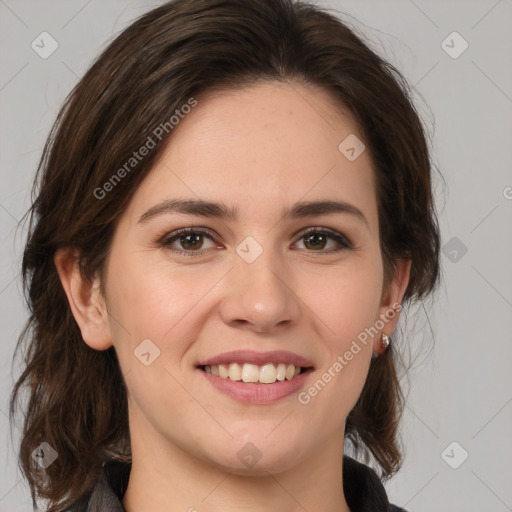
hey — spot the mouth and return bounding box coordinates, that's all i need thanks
[195,350,315,404]
[197,362,314,384]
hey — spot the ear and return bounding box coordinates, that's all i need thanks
[54,248,112,351]
[373,258,412,356]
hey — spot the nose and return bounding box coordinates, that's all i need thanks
[218,246,301,334]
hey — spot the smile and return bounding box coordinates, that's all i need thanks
[200,362,306,384]
[196,349,315,403]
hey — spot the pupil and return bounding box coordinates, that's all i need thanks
[306,233,325,250]
[179,233,327,251]
[182,234,202,250]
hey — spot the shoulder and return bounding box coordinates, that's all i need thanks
[343,456,408,512]
[64,461,130,512]
[86,472,126,512]
[71,457,407,512]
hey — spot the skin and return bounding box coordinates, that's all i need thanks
[55,81,411,512]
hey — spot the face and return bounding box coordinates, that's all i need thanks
[64,81,408,475]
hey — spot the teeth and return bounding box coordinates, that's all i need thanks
[228,362,242,381]
[218,364,229,378]
[242,363,260,383]
[259,363,277,384]
[203,362,304,383]
[276,363,287,381]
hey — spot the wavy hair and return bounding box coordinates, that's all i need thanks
[9,0,441,510]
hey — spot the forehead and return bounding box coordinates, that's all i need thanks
[125,81,377,225]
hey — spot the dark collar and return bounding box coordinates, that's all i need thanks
[83,456,407,512]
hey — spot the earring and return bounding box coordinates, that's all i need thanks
[381,332,391,349]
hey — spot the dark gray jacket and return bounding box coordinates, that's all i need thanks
[74,456,407,512]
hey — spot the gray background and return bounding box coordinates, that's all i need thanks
[1,0,511,511]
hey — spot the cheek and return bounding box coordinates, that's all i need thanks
[107,253,209,336]
[300,253,383,345]
[104,253,192,366]
[295,256,382,414]
[105,251,236,383]
[104,256,213,431]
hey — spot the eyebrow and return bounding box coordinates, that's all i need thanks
[137,198,369,229]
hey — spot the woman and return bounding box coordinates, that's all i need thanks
[9,0,441,511]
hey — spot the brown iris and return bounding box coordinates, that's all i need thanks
[179,233,204,250]
[303,232,327,250]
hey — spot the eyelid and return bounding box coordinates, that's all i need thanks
[156,227,220,256]
[156,225,353,255]
[294,226,352,248]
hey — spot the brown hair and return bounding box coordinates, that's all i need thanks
[9,0,441,510]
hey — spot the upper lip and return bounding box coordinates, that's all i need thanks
[197,350,315,368]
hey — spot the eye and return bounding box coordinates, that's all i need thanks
[157,228,219,257]
[293,227,352,253]
[156,226,352,257]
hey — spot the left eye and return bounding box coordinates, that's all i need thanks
[295,228,351,252]
[158,227,351,257]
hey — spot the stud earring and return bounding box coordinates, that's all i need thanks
[381,332,391,349]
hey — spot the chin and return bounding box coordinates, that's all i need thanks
[200,435,307,476]
[213,452,301,476]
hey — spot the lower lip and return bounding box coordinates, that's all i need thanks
[198,368,313,404]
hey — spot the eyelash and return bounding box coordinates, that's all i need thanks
[156,226,352,258]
